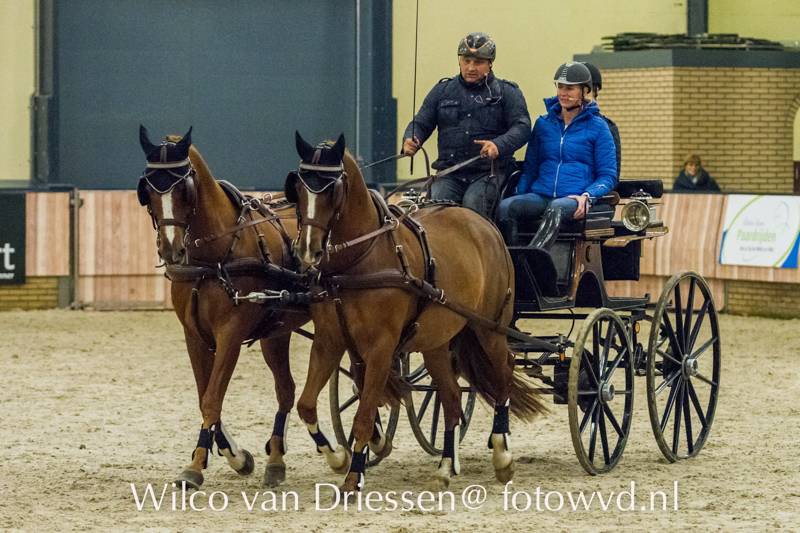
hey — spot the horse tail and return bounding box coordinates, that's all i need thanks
[452,326,548,422]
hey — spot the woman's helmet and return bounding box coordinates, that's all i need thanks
[457,32,496,61]
[553,62,592,86]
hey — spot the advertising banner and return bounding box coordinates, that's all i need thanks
[719,195,800,268]
[0,192,26,284]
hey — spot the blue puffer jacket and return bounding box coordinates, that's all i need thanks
[516,97,617,198]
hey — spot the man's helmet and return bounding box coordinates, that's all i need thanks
[582,62,603,92]
[457,32,496,61]
[553,62,592,86]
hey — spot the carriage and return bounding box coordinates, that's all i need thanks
[138,132,720,491]
[328,160,721,475]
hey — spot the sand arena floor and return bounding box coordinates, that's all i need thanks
[1,309,798,531]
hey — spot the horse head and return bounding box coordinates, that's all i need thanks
[137,125,196,264]
[285,131,349,268]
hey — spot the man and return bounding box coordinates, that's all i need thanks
[402,32,531,219]
[581,62,621,178]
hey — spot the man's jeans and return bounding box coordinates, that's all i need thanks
[429,173,504,220]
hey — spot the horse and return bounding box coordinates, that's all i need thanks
[284,132,547,492]
[136,126,350,490]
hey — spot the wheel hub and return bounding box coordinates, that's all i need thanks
[600,382,615,403]
[682,356,699,379]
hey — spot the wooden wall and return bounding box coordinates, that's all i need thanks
[21,191,800,310]
[25,193,70,276]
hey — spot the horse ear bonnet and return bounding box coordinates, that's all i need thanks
[284,171,299,204]
[139,124,158,156]
[185,175,197,206]
[137,178,150,206]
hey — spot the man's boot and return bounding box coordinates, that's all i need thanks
[529,207,562,249]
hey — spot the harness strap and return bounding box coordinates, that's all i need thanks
[325,270,554,352]
[192,215,278,248]
[327,217,399,254]
[333,291,365,387]
[191,283,217,351]
[158,218,188,228]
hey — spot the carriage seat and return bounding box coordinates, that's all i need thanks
[498,162,616,242]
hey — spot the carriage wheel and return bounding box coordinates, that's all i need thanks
[568,308,635,475]
[402,352,476,456]
[328,361,400,468]
[646,271,721,462]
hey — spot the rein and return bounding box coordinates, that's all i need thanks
[188,197,280,248]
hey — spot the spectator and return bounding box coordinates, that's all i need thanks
[673,154,720,192]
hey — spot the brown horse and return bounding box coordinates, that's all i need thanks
[137,126,349,490]
[285,132,546,492]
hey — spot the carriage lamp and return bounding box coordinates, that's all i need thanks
[621,199,652,232]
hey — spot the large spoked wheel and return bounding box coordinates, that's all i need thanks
[568,308,635,475]
[329,361,400,467]
[402,352,476,456]
[646,271,721,462]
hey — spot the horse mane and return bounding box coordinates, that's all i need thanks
[188,145,215,183]
[342,149,364,188]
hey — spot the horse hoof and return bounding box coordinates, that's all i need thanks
[338,472,361,494]
[331,447,352,475]
[495,462,515,484]
[174,469,204,491]
[430,474,450,491]
[236,449,255,476]
[263,463,286,488]
[370,436,393,461]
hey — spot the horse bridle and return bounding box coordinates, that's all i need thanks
[138,156,197,239]
[288,161,348,252]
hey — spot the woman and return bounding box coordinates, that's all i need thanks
[497,62,617,248]
[672,154,720,192]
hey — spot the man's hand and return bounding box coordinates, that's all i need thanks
[474,140,499,159]
[402,137,421,156]
[568,194,590,220]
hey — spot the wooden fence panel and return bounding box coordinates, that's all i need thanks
[25,193,70,276]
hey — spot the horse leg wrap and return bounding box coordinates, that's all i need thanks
[215,420,252,471]
[192,426,215,468]
[348,449,368,491]
[266,411,290,455]
[214,421,240,457]
[306,423,334,454]
[439,425,460,475]
[488,400,512,471]
[487,400,510,451]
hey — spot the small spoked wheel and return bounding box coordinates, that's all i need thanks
[329,361,400,467]
[402,352,476,456]
[646,271,721,462]
[568,308,635,475]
